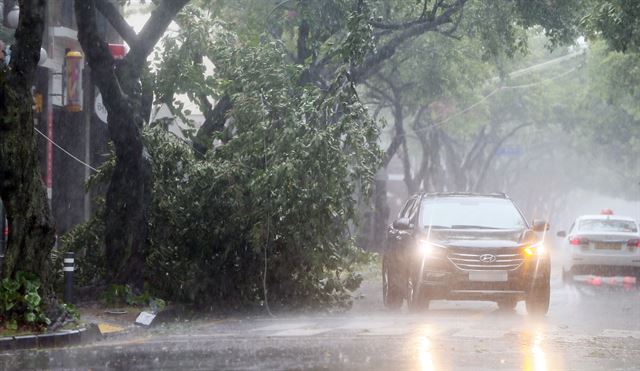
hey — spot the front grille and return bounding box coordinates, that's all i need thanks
[447,251,524,271]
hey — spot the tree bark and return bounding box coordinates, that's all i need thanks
[193,94,232,157]
[0,1,56,290]
[75,0,188,288]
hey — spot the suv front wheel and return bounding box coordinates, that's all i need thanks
[406,268,430,312]
[525,274,550,316]
[382,253,403,310]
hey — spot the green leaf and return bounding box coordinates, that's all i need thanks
[24,312,36,323]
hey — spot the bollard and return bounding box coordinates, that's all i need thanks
[63,252,75,304]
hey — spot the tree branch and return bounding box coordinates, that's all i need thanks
[297,18,311,65]
[367,0,436,30]
[473,122,531,191]
[193,95,232,157]
[460,125,487,171]
[75,0,126,109]
[439,131,464,190]
[95,0,139,47]
[352,0,467,83]
[126,0,190,72]
[9,0,46,88]
[369,18,425,31]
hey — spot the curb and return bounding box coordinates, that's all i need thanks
[0,323,102,351]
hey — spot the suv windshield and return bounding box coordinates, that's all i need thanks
[419,197,527,230]
[578,219,638,233]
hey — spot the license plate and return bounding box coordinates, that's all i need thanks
[594,242,621,250]
[468,271,508,282]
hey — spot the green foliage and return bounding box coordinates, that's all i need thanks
[588,42,640,119]
[64,32,381,310]
[341,2,375,65]
[144,36,381,310]
[581,0,640,53]
[57,202,108,288]
[0,272,50,330]
[60,303,80,321]
[102,284,165,310]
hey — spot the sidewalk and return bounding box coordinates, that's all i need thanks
[0,305,147,351]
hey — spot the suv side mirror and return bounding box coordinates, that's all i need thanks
[556,230,566,238]
[393,218,412,230]
[532,219,549,232]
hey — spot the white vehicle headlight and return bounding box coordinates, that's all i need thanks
[417,240,441,256]
[524,242,545,256]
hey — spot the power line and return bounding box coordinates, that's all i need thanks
[406,66,578,137]
[34,127,99,173]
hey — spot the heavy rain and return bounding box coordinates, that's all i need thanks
[0,0,639,370]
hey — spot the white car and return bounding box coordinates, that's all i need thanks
[557,214,640,284]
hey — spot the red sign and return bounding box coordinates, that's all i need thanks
[108,44,127,60]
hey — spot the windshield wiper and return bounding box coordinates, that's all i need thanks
[450,225,501,230]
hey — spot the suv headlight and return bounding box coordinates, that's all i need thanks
[417,240,444,257]
[524,242,545,256]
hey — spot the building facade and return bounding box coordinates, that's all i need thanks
[2,0,116,236]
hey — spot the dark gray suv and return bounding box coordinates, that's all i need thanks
[382,193,550,315]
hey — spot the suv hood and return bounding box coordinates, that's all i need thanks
[420,228,536,248]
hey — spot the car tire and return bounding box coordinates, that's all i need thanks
[406,270,429,312]
[497,298,517,311]
[526,274,550,316]
[382,252,403,310]
[562,266,573,285]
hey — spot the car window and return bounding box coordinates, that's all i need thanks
[398,199,415,219]
[407,197,420,222]
[419,197,527,230]
[578,219,638,233]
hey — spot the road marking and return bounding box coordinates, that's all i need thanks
[338,320,394,330]
[269,329,330,337]
[252,322,315,332]
[453,329,508,339]
[600,329,640,339]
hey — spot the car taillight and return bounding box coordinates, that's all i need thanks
[569,236,588,246]
[627,239,640,248]
[3,226,6,237]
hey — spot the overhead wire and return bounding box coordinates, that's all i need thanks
[34,127,99,173]
[406,66,579,137]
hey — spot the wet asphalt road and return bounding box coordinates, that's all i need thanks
[1,262,640,370]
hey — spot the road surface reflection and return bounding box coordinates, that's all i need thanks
[522,328,549,371]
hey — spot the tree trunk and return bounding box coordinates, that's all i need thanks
[103,110,152,288]
[0,1,55,292]
[372,171,390,251]
[193,95,232,157]
[76,0,189,288]
[0,74,56,283]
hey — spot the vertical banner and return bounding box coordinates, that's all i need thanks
[65,51,83,112]
[46,107,53,201]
